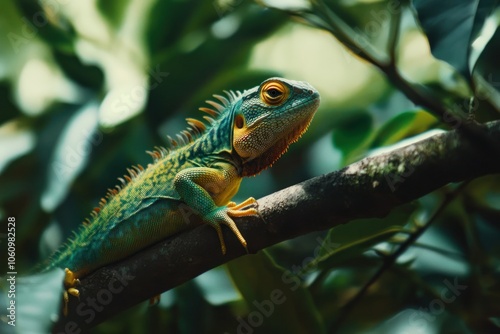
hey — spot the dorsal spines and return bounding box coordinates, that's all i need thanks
[205,100,225,113]
[198,89,240,118]
[186,118,206,133]
[213,94,230,107]
[199,107,219,117]
[203,115,216,125]
[225,90,241,102]
[145,146,169,163]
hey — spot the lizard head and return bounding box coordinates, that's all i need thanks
[232,77,320,176]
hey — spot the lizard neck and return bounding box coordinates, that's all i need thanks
[190,110,234,157]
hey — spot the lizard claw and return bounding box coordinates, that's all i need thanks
[227,197,258,211]
[63,268,80,316]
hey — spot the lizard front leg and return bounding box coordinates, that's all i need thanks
[173,164,257,254]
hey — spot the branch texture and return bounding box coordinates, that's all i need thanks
[54,121,500,332]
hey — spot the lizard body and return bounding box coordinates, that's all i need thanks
[41,77,320,313]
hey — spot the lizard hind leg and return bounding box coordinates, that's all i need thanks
[63,268,80,316]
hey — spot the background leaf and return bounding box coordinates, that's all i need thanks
[310,203,417,271]
[227,252,326,334]
[332,111,373,165]
[370,110,437,148]
[411,0,499,82]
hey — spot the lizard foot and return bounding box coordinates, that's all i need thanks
[208,198,259,255]
[63,268,80,316]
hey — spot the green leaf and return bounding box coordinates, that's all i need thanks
[96,0,131,28]
[473,27,500,96]
[411,0,499,82]
[332,112,373,165]
[308,204,417,271]
[52,50,104,89]
[226,252,325,334]
[370,110,437,148]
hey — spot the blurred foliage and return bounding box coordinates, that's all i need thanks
[0,0,499,333]
[412,0,498,82]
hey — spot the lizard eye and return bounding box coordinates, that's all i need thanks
[260,80,289,106]
[266,88,281,98]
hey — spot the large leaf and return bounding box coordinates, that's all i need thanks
[473,27,500,95]
[412,0,499,82]
[226,252,325,334]
[307,204,417,272]
[3,269,66,334]
[369,109,437,148]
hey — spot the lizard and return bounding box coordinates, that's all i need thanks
[40,77,320,315]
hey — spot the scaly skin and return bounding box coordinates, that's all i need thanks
[41,77,320,314]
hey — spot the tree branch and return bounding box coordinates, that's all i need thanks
[53,121,500,332]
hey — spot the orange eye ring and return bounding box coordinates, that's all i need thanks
[260,80,289,106]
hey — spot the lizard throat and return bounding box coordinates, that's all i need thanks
[240,116,313,177]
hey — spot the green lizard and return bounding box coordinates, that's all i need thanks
[42,77,320,315]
